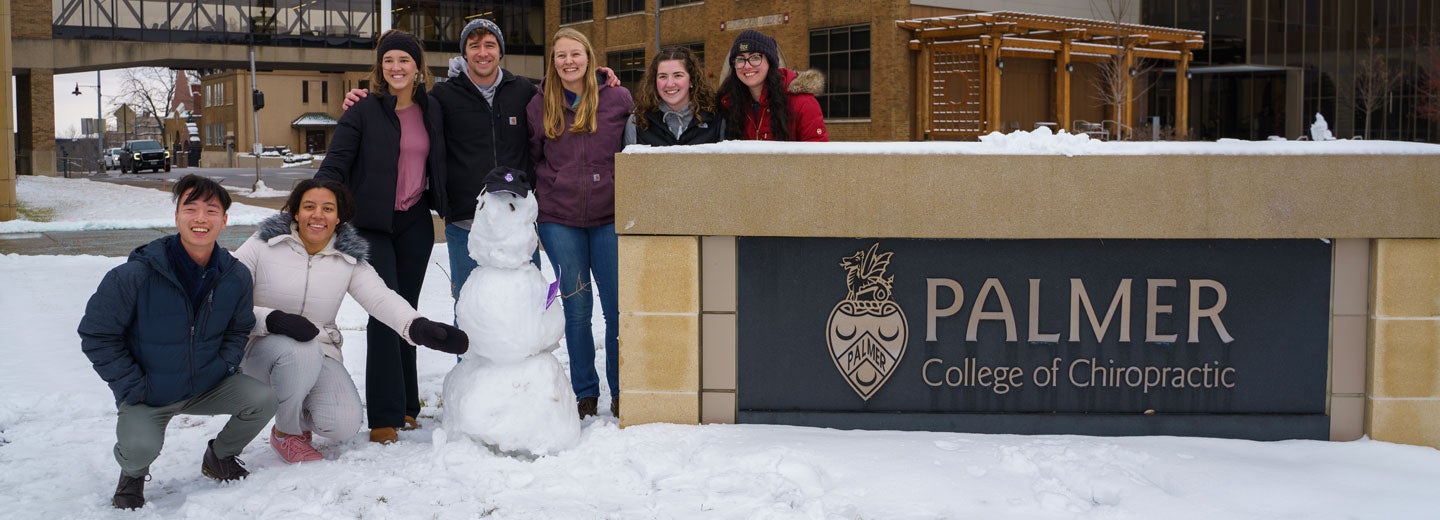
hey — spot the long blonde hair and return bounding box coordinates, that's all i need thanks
[543,28,599,139]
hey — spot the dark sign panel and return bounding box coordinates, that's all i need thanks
[737,238,1332,440]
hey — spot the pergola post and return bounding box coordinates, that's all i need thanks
[918,42,932,140]
[983,35,1003,134]
[1176,50,1191,140]
[1055,38,1072,133]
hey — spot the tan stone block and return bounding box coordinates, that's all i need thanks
[1331,238,1370,316]
[618,235,698,314]
[701,391,736,424]
[1371,319,1440,398]
[1367,398,1440,448]
[1374,239,1440,318]
[1329,395,1365,441]
[618,391,698,427]
[1331,315,1367,395]
[701,236,736,313]
[702,314,737,391]
[619,314,698,392]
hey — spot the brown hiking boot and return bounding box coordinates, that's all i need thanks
[611,396,619,419]
[201,439,250,481]
[577,397,598,419]
[369,427,398,444]
[112,472,148,509]
[402,415,420,431]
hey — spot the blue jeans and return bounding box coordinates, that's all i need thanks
[537,222,619,400]
[446,223,542,300]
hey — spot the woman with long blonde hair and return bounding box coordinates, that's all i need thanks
[524,28,633,419]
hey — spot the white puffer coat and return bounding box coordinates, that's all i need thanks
[234,212,422,362]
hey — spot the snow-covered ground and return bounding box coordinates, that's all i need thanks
[3,163,1440,519]
[0,176,274,233]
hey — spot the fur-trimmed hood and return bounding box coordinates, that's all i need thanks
[256,212,370,262]
[783,68,825,96]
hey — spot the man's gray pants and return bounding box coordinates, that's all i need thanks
[114,373,277,477]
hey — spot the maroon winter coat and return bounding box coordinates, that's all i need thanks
[721,68,829,142]
[525,82,635,228]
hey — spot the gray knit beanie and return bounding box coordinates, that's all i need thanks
[460,18,505,57]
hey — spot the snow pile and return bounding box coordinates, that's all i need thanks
[977,126,1096,156]
[0,176,273,233]
[443,190,578,455]
[1311,113,1337,141]
[224,179,290,198]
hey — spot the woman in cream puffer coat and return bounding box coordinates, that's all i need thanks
[234,179,466,463]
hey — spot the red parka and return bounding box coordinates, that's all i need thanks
[721,68,829,142]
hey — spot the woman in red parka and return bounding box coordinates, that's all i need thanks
[717,29,828,142]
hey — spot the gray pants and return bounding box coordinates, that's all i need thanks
[114,373,276,477]
[241,335,363,441]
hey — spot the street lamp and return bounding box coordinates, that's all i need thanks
[71,71,103,172]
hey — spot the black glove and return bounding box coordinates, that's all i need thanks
[267,310,319,342]
[410,317,469,355]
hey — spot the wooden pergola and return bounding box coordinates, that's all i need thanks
[898,11,1205,140]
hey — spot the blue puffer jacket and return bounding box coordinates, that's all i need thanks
[78,236,255,407]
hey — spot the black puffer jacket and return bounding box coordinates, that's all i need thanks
[429,68,538,223]
[316,88,448,233]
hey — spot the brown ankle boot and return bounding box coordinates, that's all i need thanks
[402,415,420,431]
[577,397,598,419]
[369,427,398,444]
[610,396,619,418]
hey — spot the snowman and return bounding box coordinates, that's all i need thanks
[441,167,580,455]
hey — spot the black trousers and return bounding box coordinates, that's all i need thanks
[358,202,434,429]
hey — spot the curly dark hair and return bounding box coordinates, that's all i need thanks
[283,179,356,224]
[632,46,717,131]
[717,55,791,141]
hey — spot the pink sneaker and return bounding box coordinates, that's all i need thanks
[270,428,323,464]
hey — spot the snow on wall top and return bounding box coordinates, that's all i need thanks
[622,129,1440,157]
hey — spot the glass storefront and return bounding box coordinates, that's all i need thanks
[1144,0,1438,142]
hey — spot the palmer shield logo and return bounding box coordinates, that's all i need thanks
[826,243,908,401]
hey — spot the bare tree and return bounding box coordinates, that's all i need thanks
[1088,0,1154,140]
[1419,31,1440,122]
[113,67,178,145]
[1353,35,1403,139]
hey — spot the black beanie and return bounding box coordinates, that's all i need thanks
[729,29,779,67]
[377,31,424,64]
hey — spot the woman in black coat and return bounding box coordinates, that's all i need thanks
[314,29,448,444]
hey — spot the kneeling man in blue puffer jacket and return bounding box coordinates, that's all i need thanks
[79,174,277,510]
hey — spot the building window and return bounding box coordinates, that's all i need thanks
[607,49,647,93]
[560,0,593,24]
[217,83,226,105]
[660,0,702,6]
[680,42,705,68]
[302,80,310,103]
[607,0,643,16]
[809,24,871,119]
[321,81,329,103]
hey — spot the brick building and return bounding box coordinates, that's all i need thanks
[544,0,1122,141]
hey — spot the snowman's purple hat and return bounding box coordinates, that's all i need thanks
[481,166,530,198]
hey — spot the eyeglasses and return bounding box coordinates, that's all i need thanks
[732,54,766,69]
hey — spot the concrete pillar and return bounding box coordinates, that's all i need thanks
[1,0,14,220]
[15,69,57,177]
